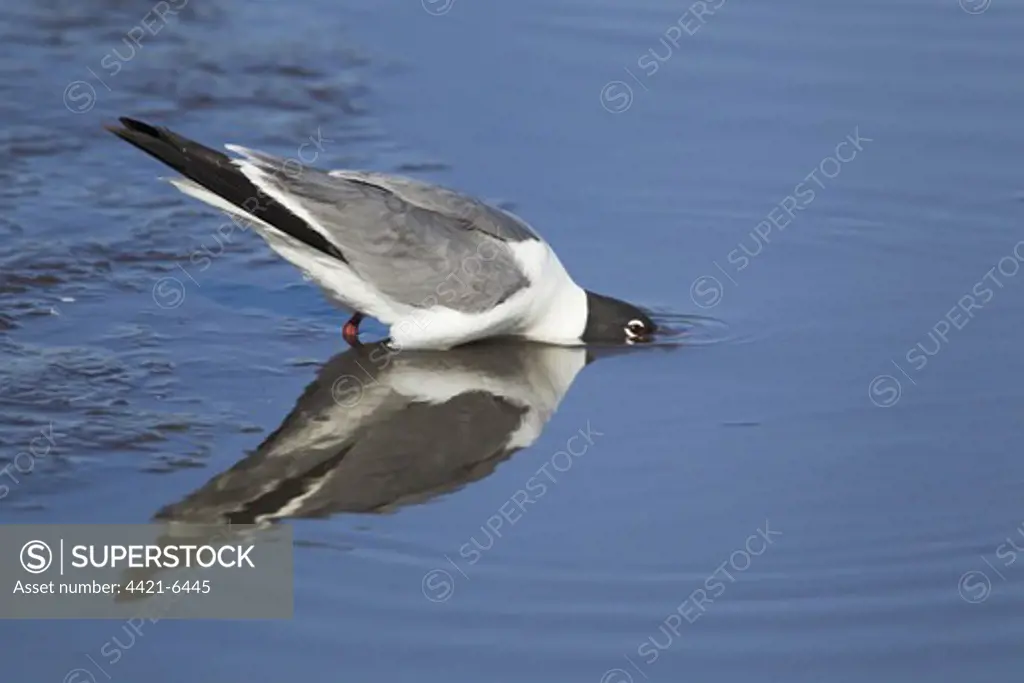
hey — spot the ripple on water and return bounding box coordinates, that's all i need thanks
[0,330,261,509]
[649,311,734,347]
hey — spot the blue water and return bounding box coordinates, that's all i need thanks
[3,0,1024,680]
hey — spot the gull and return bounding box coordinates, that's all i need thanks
[106,117,656,349]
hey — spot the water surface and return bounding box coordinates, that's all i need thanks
[2,0,1023,681]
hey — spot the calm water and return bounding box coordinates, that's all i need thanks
[3,0,1024,680]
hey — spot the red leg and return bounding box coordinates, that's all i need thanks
[342,312,364,347]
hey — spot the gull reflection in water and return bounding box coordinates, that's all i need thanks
[155,340,610,524]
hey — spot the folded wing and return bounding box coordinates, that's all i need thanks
[229,146,535,313]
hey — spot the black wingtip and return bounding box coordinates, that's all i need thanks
[121,117,161,135]
[104,116,163,139]
[103,115,350,264]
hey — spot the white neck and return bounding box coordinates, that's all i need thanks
[510,240,588,345]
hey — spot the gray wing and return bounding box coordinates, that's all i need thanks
[230,147,538,313]
[329,170,540,243]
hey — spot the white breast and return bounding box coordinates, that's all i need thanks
[507,239,588,344]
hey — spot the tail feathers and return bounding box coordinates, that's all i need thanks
[167,177,273,231]
[105,117,346,262]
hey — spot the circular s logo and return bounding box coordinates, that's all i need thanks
[63,81,97,114]
[959,0,991,14]
[868,374,901,408]
[63,669,98,683]
[421,569,454,603]
[600,669,634,683]
[20,540,53,574]
[422,0,455,16]
[690,275,723,309]
[152,277,186,309]
[958,570,992,604]
[600,81,633,114]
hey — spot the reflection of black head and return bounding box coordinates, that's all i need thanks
[582,291,657,344]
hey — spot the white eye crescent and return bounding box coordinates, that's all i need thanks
[625,319,647,340]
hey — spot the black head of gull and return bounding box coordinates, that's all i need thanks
[582,291,657,345]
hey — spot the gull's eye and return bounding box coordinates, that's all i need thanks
[625,319,647,336]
